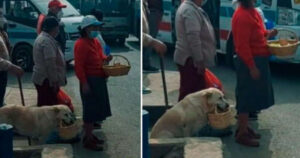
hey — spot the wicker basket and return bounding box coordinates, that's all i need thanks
[208,107,233,130]
[103,55,131,76]
[58,120,80,140]
[267,29,300,58]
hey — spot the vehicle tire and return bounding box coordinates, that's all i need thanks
[12,45,33,72]
[117,38,126,46]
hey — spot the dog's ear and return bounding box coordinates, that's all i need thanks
[204,91,213,99]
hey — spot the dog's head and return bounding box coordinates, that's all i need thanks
[52,105,73,124]
[201,88,229,113]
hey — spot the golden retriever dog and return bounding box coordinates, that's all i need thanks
[150,88,229,138]
[0,104,73,143]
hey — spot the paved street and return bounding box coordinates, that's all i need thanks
[6,36,141,158]
[143,51,300,158]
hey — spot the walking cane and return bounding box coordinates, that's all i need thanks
[17,77,31,145]
[159,57,169,111]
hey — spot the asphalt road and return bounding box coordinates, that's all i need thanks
[145,50,300,158]
[7,36,141,158]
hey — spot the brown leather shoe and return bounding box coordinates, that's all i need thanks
[235,133,260,147]
[248,127,261,139]
[235,127,261,139]
[83,139,104,151]
[92,134,105,144]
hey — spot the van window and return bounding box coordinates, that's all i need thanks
[5,0,39,27]
[95,0,130,15]
[220,7,227,17]
[7,0,39,19]
[262,0,272,6]
[277,0,292,8]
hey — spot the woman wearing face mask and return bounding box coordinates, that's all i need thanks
[174,0,216,101]
[32,17,66,106]
[74,15,113,151]
[232,0,277,147]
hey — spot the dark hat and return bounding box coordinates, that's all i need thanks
[42,17,59,32]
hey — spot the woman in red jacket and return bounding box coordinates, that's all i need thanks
[74,15,112,151]
[232,0,277,147]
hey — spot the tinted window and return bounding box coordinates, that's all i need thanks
[7,0,39,20]
[220,7,227,17]
[278,0,292,8]
[262,0,272,6]
[95,0,130,14]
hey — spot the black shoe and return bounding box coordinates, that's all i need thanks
[142,86,152,94]
[143,66,159,73]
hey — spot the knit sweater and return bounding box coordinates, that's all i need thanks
[232,6,270,68]
[74,38,107,84]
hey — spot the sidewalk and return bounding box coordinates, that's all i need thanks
[142,70,235,107]
[143,57,300,157]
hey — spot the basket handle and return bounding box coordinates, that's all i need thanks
[110,55,131,67]
[276,28,299,41]
[214,107,219,114]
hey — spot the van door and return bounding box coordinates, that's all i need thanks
[5,0,39,40]
[4,0,40,71]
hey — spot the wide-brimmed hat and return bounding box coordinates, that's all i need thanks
[80,15,104,29]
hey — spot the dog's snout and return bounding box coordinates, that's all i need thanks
[225,103,229,108]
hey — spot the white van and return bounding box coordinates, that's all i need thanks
[0,0,83,71]
[219,0,300,64]
[157,0,300,64]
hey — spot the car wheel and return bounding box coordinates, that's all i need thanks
[12,45,33,72]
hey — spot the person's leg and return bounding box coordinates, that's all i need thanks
[143,48,159,72]
[235,113,259,147]
[83,122,104,151]
[35,79,58,106]
[178,59,205,101]
[0,71,7,107]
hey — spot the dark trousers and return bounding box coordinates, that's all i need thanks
[0,71,7,107]
[178,58,206,101]
[143,10,163,68]
[35,79,59,106]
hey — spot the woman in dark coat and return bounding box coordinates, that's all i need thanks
[232,0,277,147]
[74,15,112,151]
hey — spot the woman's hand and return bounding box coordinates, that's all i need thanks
[103,55,112,65]
[9,65,24,77]
[106,55,113,62]
[82,83,91,94]
[152,39,167,57]
[266,29,278,39]
[250,66,260,80]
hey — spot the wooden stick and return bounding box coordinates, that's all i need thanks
[17,77,31,145]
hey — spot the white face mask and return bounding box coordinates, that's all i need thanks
[57,10,64,19]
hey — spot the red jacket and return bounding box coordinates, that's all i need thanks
[37,14,45,34]
[74,38,107,84]
[232,7,270,68]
